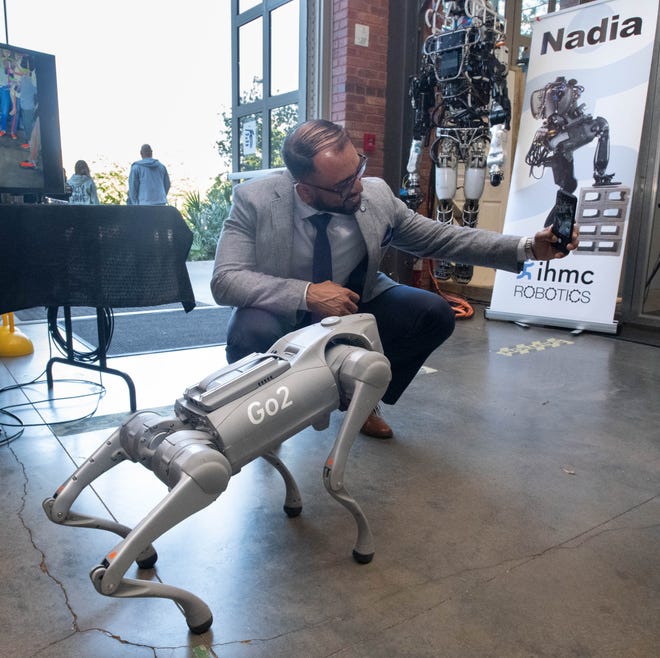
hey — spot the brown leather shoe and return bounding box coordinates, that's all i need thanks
[360,407,393,439]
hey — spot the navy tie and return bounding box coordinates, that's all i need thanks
[308,213,333,283]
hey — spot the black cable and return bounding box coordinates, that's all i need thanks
[0,378,107,443]
[2,317,109,444]
[0,367,47,395]
[0,378,106,410]
[0,409,24,447]
[46,306,114,362]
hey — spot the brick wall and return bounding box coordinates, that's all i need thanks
[330,0,389,177]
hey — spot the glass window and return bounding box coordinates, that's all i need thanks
[270,0,299,96]
[521,0,549,37]
[270,104,298,168]
[492,0,506,15]
[240,113,263,171]
[239,17,263,104]
[239,0,261,13]
[498,0,561,67]
[231,0,306,173]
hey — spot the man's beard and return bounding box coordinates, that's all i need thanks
[314,191,361,215]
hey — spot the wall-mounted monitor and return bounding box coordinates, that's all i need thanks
[0,43,64,198]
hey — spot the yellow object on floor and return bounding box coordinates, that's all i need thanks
[0,313,34,357]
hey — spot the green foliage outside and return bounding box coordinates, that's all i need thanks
[216,102,298,172]
[94,162,129,205]
[92,80,298,262]
[180,176,233,261]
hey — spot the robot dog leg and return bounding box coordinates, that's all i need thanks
[42,417,160,567]
[323,343,391,562]
[43,314,390,633]
[44,412,232,633]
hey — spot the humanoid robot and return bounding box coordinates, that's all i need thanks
[43,315,391,633]
[402,0,511,284]
[525,76,617,226]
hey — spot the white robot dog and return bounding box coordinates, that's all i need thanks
[43,314,391,633]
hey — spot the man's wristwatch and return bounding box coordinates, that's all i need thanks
[516,236,536,270]
[524,236,535,261]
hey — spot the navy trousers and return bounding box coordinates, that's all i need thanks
[224,284,455,405]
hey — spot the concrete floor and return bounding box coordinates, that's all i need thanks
[1,261,658,657]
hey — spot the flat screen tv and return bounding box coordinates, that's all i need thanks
[0,43,64,198]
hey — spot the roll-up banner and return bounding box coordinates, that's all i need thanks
[486,0,659,333]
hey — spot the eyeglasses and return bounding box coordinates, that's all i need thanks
[301,153,368,199]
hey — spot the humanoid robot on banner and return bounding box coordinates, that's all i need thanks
[402,0,512,285]
[524,75,618,229]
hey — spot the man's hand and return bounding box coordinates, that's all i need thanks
[306,281,360,318]
[532,224,580,260]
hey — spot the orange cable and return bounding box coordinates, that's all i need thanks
[425,259,475,319]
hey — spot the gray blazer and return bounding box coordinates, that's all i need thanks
[212,170,522,323]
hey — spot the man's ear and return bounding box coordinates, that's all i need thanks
[295,182,314,205]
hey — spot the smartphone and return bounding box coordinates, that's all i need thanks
[551,189,577,254]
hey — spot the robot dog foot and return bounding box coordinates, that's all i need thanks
[90,566,213,634]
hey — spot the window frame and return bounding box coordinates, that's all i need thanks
[230,0,307,173]
[502,0,562,66]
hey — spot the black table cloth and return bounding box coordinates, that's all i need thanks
[0,204,196,314]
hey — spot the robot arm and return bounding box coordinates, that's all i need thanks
[43,314,391,633]
[402,64,439,210]
[589,115,616,186]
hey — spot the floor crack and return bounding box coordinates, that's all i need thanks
[9,446,165,657]
[10,446,82,633]
[319,494,660,656]
[10,433,657,657]
[499,493,660,578]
